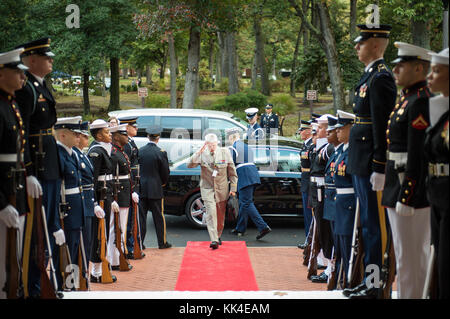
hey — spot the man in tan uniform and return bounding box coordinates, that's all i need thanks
[187,134,238,249]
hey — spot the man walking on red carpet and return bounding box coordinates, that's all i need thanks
[187,134,238,249]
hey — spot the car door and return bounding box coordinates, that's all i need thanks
[252,146,279,215]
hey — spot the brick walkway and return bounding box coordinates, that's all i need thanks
[90,245,327,291]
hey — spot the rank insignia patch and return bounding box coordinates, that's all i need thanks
[412,114,429,130]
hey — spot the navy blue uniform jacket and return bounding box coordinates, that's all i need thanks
[229,139,260,191]
[139,142,170,199]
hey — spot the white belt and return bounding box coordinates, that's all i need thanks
[311,176,325,186]
[82,184,94,191]
[98,174,113,181]
[65,187,82,195]
[236,163,255,169]
[117,174,130,180]
[388,152,407,168]
[336,187,355,194]
[0,153,23,162]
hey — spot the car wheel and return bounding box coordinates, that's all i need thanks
[185,193,207,229]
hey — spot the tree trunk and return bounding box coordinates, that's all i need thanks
[227,31,239,95]
[208,36,214,88]
[350,0,358,40]
[411,1,430,48]
[251,55,257,90]
[168,33,177,109]
[82,71,90,115]
[182,25,201,109]
[254,16,270,96]
[290,23,303,97]
[216,35,222,83]
[145,64,152,85]
[108,57,120,112]
[218,32,228,79]
[122,67,128,79]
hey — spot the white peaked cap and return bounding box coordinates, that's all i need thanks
[430,48,449,66]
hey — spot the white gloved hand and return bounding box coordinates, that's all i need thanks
[132,192,139,204]
[94,205,105,219]
[111,201,120,213]
[53,229,66,246]
[370,172,385,191]
[0,205,20,228]
[26,175,43,198]
[395,201,415,216]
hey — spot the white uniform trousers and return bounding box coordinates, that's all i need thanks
[387,207,430,299]
[107,207,129,266]
[0,215,25,299]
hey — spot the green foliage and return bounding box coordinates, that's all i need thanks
[145,94,171,108]
[268,94,295,116]
[212,89,267,113]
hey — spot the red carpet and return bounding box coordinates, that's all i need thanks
[175,241,259,291]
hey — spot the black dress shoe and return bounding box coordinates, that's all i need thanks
[342,282,367,297]
[159,242,172,249]
[90,275,117,283]
[111,264,133,271]
[210,241,219,249]
[349,287,380,299]
[311,271,328,283]
[218,238,222,245]
[256,226,272,240]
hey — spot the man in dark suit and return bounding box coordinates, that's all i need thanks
[260,104,279,136]
[138,125,171,249]
[15,37,65,298]
[344,24,397,299]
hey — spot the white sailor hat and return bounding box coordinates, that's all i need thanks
[80,121,90,136]
[392,42,433,63]
[326,115,338,131]
[335,110,356,128]
[311,122,319,134]
[109,123,128,135]
[430,48,449,66]
[54,116,82,132]
[245,107,259,119]
[89,119,109,130]
[317,114,332,124]
[225,127,243,137]
[0,48,28,70]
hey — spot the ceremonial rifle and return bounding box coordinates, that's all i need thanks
[302,220,314,266]
[327,248,337,291]
[59,180,74,290]
[98,174,114,283]
[113,164,130,271]
[78,230,89,290]
[378,221,396,299]
[132,164,143,259]
[3,134,25,298]
[347,199,364,288]
[307,215,319,279]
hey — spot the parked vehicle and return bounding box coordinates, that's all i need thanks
[163,138,304,228]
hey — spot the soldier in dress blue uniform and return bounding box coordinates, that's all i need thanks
[54,116,85,274]
[138,125,172,249]
[381,42,434,299]
[245,107,264,140]
[298,120,313,249]
[333,110,357,288]
[109,124,136,271]
[424,48,449,299]
[14,38,66,298]
[0,48,29,299]
[345,24,397,298]
[309,114,335,283]
[260,104,279,136]
[87,119,118,283]
[118,116,144,258]
[74,121,96,267]
[227,127,271,240]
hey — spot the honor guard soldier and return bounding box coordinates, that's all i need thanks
[138,125,172,249]
[109,124,136,271]
[54,116,86,283]
[346,24,397,299]
[381,42,434,299]
[227,127,271,239]
[87,119,117,283]
[117,116,143,258]
[15,37,66,298]
[424,48,449,299]
[298,120,314,249]
[245,108,264,140]
[74,121,95,266]
[260,104,279,136]
[333,110,357,288]
[0,48,29,299]
[309,114,335,283]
